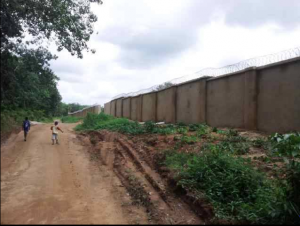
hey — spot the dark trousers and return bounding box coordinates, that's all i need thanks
[24,130,28,139]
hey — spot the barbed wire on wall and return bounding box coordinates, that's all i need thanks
[112,47,300,100]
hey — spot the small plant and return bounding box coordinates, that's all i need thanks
[180,135,198,144]
[252,138,268,149]
[270,132,300,158]
[164,149,291,224]
[196,125,209,138]
[177,127,188,135]
[216,129,227,135]
[189,124,200,132]
[145,121,155,133]
[177,122,186,127]
[228,129,239,137]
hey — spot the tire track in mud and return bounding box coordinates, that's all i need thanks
[82,130,204,225]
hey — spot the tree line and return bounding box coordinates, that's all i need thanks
[1,0,101,119]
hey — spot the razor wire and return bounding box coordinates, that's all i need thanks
[112,47,300,100]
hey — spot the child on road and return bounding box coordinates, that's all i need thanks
[51,121,64,145]
[22,117,31,141]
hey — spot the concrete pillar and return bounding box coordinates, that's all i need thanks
[121,99,123,117]
[154,92,158,122]
[129,98,131,119]
[244,67,258,130]
[200,78,208,123]
[137,95,143,122]
[110,100,116,117]
[173,86,178,123]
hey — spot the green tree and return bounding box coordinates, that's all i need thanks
[1,0,102,58]
[155,82,174,91]
[1,46,62,116]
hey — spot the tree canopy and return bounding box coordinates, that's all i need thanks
[1,0,102,58]
[1,0,102,120]
[1,46,61,116]
[155,82,174,91]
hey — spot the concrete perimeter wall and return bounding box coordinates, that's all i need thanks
[207,72,245,128]
[257,59,300,132]
[107,57,300,133]
[157,87,176,123]
[116,98,123,118]
[69,105,101,117]
[110,100,116,117]
[104,102,110,115]
[122,98,131,119]
[130,96,142,121]
[176,78,207,124]
[142,93,157,122]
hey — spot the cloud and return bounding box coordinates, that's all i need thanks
[46,0,300,106]
[95,0,300,70]
[105,25,198,69]
[222,0,300,29]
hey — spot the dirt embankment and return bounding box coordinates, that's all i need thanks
[80,130,210,224]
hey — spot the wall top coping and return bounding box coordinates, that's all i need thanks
[257,56,300,70]
[207,56,300,82]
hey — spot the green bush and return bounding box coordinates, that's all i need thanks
[75,112,145,135]
[177,127,188,135]
[196,124,210,137]
[180,135,198,144]
[270,133,300,158]
[252,138,270,149]
[144,121,156,133]
[269,132,300,223]
[61,116,83,123]
[164,149,291,224]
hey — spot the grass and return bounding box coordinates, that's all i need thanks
[164,148,297,224]
[76,113,182,135]
[61,116,83,123]
[163,131,300,224]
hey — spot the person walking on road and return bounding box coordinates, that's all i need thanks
[51,121,64,145]
[22,117,31,141]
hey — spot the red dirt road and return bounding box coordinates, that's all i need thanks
[1,123,149,224]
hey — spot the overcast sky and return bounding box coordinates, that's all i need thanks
[49,0,300,106]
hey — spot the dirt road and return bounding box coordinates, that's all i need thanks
[1,123,149,224]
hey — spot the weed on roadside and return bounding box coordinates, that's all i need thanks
[164,149,293,224]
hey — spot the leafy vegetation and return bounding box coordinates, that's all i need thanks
[61,116,83,123]
[76,113,187,135]
[164,148,297,224]
[161,131,300,224]
[75,113,143,134]
[270,133,300,158]
[1,0,102,58]
[269,132,300,223]
[1,47,62,115]
[155,82,174,91]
